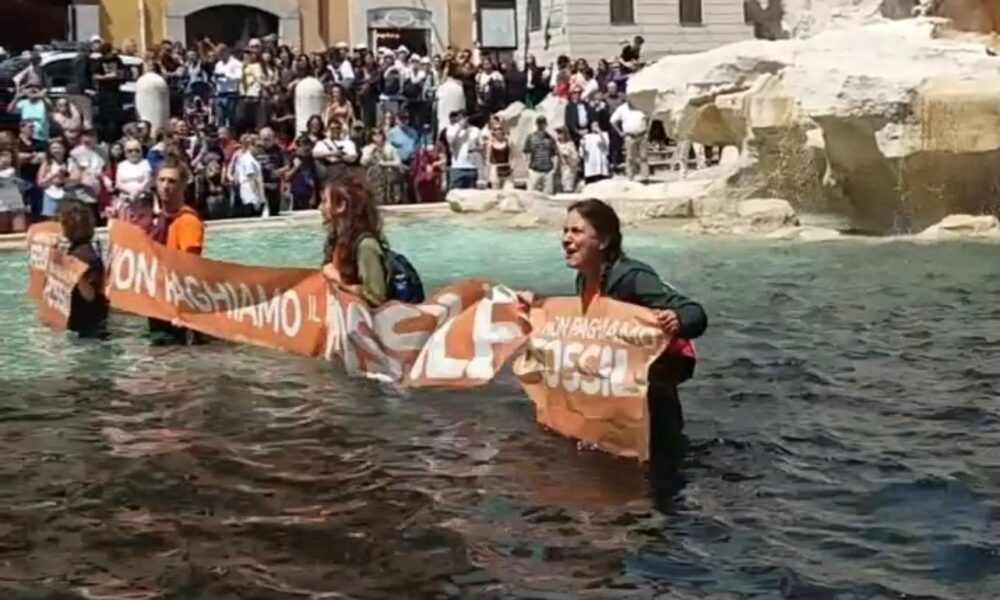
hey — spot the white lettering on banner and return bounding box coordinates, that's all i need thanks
[207,282,236,315]
[346,301,399,380]
[325,288,471,381]
[539,316,659,349]
[374,302,428,356]
[41,264,73,317]
[280,292,302,338]
[28,235,58,270]
[185,275,213,313]
[467,286,523,380]
[533,337,634,397]
[410,286,524,381]
[235,284,259,327]
[110,246,159,297]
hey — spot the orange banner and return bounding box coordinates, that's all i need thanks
[26,222,89,329]
[106,220,330,356]
[105,219,532,386]
[28,219,675,460]
[514,297,668,461]
[327,282,531,386]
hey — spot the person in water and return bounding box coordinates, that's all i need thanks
[148,155,206,344]
[58,199,108,338]
[562,199,708,482]
[320,172,388,307]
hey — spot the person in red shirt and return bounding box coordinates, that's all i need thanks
[148,155,205,344]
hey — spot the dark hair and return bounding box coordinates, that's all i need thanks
[58,199,95,245]
[321,172,384,284]
[306,114,324,134]
[158,154,191,183]
[567,199,623,287]
[134,191,156,210]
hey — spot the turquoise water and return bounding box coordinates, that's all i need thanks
[0,218,997,598]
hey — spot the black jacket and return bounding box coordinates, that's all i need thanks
[577,256,707,382]
[564,101,595,138]
[576,256,707,339]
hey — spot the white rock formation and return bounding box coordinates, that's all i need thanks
[916,213,1000,239]
[446,189,547,214]
[685,198,801,235]
[628,17,1000,232]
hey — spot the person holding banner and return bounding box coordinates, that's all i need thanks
[59,200,108,338]
[562,199,707,481]
[319,173,388,307]
[148,156,206,344]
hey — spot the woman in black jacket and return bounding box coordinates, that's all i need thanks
[562,199,708,489]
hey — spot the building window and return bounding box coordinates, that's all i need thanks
[528,0,542,31]
[680,0,702,25]
[610,0,635,25]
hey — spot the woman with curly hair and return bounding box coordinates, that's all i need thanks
[58,199,108,338]
[320,172,387,307]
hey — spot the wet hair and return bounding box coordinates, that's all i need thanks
[58,199,95,245]
[567,199,623,288]
[321,172,384,284]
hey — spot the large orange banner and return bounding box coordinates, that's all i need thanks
[26,222,89,329]
[105,220,532,385]
[30,219,673,460]
[514,297,668,461]
[106,220,330,356]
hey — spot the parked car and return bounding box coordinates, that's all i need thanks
[0,47,142,134]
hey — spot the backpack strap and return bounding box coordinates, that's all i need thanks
[352,232,388,259]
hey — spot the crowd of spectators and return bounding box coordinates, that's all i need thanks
[0,33,658,230]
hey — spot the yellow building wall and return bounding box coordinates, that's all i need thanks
[327,0,352,47]
[100,0,472,52]
[449,0,474,51]
[102,0,167,48]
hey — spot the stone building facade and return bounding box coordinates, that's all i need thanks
[83,0,476,54]
[516,0,753,63]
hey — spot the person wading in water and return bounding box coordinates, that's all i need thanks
[561,198,707,505]
[148,155,205,344]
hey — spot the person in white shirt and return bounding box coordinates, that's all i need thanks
[445,110,481,190]
[312,119,358,182]
[213,44,243,127]
[435,71,466,136]
[230,134,266,216]
[476,59,504,102]
[333,42,355,89]
[610,100,649,180]
[580,121,610,184]
[114,140,152,217]
[579,68,600,101]
[69,130,105,208]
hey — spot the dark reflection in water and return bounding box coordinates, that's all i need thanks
[0,222,998,599]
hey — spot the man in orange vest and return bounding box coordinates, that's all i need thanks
[148,155,205,344]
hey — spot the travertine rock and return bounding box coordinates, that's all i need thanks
[628,17,1000,232]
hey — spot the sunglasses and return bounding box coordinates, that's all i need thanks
[126,148,142,153]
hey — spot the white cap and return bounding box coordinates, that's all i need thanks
[409,54,421,62]
[395,45,410,56]
[90,35,102,43]
[335,41,348,49]
[354,43,367,50]
[420,56,431,64]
